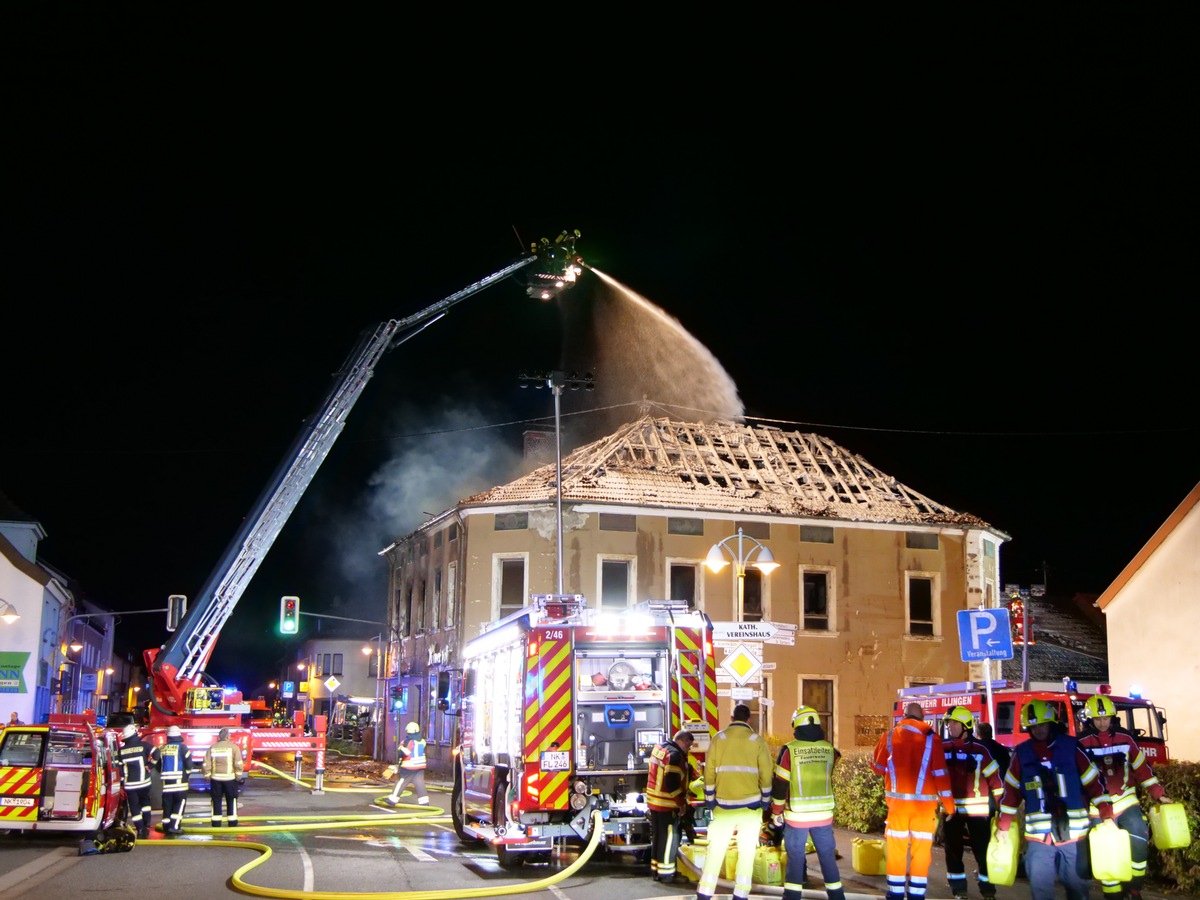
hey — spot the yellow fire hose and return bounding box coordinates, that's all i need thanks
[138,764,606,898]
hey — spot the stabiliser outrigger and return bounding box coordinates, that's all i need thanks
[141,230,585,781]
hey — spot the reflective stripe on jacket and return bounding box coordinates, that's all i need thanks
[399,737,427,769]
[999,735,1109,843]
[772,739,837,827]
[943,736,1003,816]
[203,739,245,781]
[1077,727,1165,816]
[646,739,689,812]
[158,739,192,792]
[871,719,955,813]
[703,721,773,810]
[119,737,153,789]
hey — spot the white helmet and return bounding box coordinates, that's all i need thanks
[121,724,138,740]
[166,725,182,737]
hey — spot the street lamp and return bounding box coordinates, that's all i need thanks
[705,527,779,620]
[0,598,20,624]
[519,369,595,594]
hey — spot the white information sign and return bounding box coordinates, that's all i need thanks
[712,622,778,642]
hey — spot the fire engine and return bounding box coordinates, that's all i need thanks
[0,712,125,839]
[895,679,1170,762]
[134,234,584,783]
[446,594,719,868]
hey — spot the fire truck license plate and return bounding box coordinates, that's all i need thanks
[541,751,570,771]
[0,797,35,807]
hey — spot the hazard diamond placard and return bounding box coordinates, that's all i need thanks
[719,643,763,686]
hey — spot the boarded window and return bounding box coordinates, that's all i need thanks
[668,517,704,535]
[742,568,763,621]
[495,512,528,531]
[802,679,834,740]
[800,525,834,544]
[735,521,770,540]
[905,532,939,550]
[599,513,636,532]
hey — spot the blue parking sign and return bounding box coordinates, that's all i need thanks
[956,609,1014,661]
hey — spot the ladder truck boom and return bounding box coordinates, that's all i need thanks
[146,233,583,724]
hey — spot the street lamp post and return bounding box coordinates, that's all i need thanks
[362,634,384,760]
[705,527,779,620]
[519,370,595,594]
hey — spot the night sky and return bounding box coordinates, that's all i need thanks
[4,17,1196,692]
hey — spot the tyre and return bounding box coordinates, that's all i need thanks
[493,782,524,869]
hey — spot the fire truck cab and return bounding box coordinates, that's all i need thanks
[0,712,125,836]
[447,595,718,868]
[895,679,1170,763]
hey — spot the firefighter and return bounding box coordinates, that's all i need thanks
[117,723,154,838]
[157,724,193,835]
[941,706,1004,900]
[695,703,774,900]
[872,702,956,900]
[770,706,845,900]
[1077,694,1173,900]
[645,728,695,884]
[383,721,428,807]
[995,699,1116,900]
[203,726,245,827]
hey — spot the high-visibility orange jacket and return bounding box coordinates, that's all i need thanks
[871,718,955,815]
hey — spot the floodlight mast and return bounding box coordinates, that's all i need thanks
[146,233,585,727]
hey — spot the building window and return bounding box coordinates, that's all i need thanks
[599,557,635,610]
[800,525,834,544]
[415,575,426,633]
[599,513,636,532]
[906,574,937,636]
[448,523,458,542]
[497,556,527,620]
[669,561,699,609]
[742,568,764,622]
[750,673,773,736]
[668,517,704,535]
[495,512,528,531]
[905,532,939,550]
[400,583,412,637]
[801,677,834,742]
[445,562,457,627]
[432,567,442,631]
[368,653,380,678]
[801,569,833,631]
[735,521,770,540]
[434,531,443,549]
[984,540,995,558]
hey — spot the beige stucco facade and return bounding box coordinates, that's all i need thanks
[1096,482,1200,763]
[382,498,1006,774]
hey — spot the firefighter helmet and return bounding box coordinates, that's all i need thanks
[166,725,182,737]
[945,706,974,729]
[791,706,821,729]
[405,722,420,734]
[1021,699,1058,728]
[1085,695,1116,718]
[121,724,138,740]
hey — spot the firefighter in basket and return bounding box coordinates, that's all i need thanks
[382,721,428,807]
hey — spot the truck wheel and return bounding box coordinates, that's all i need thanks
[493,783,524,869]
[451,770,481,843]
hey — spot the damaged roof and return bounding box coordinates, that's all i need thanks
[463,416,996,529]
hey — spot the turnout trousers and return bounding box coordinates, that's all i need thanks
[648,808,682,877]
[885,799,940,900]
[210,780,239,826]
[696,806,762,900]
[944,812,996,897]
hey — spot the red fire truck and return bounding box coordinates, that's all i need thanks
[0,712,126,841]
[446,595,719,867]
[895,679,1170,762]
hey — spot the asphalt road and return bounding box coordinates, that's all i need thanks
[1,764,1191,900]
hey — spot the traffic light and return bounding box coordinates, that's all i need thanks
[390,686,405,712]
[166,594,187,632]
[280,596,300,634]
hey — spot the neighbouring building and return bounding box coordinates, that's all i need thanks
[379,416,1011,775]
[1095,480,1200,762]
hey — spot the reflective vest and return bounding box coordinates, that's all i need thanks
[399,737,426,770]
[204,740,243,781]
[872,720,955,812]
[646,740,689,812]
[158,739,191,793]
[778,739,837,827]
[1012,736,1094,843]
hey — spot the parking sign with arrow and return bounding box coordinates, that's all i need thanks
[956,609,1014,661]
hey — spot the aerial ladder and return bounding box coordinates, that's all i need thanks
[141,231,584,773]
